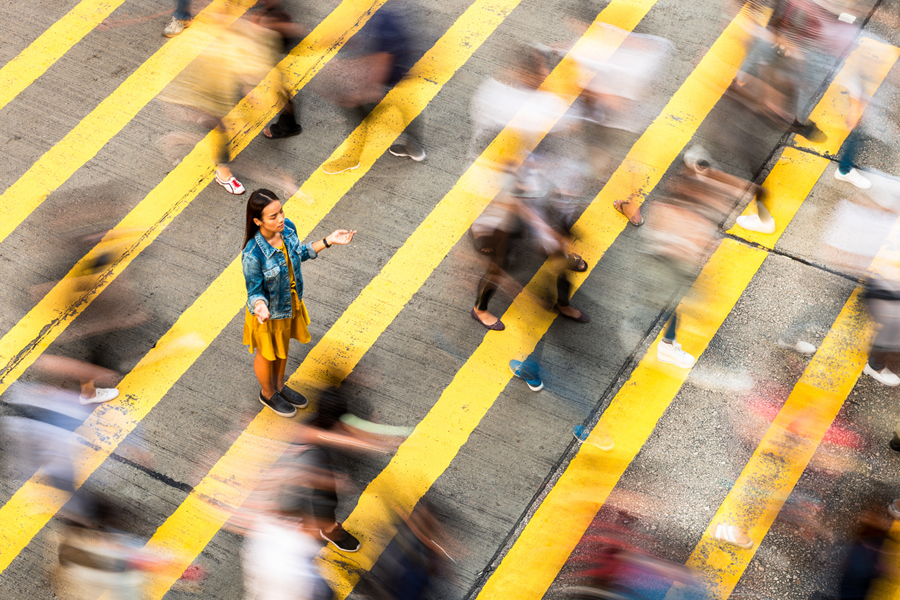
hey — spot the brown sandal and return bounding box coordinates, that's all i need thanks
[613,199,643,227]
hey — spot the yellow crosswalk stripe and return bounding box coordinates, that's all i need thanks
[0,0,389,400]
[0,0,520,582]
[0,0,129,112]
[729,36,899,247]
[669,51,900,600]
[669,292,867,600]
[0,0,257,244]
[80,1,662,597]
[476,36,899,600]
[0,0,392,575]
[114,4,782,598]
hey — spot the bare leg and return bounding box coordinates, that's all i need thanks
[80,380,97,399]
[274,357,288,392]
[253,351,277,398]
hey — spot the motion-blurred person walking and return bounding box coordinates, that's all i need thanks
[163,0,192,37]
[320,0,426,174]
[159,2,287,194]
[642,153,749,368]
[470,156,588,331]
[861,275,900,386]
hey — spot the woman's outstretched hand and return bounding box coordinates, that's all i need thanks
[327,229,357,246]
[254,301,270,324]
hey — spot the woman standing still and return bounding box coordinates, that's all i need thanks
[242,189,356,417]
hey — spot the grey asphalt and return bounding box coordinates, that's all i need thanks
[1,1,900,599]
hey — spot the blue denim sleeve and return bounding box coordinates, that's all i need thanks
[242,252,268,312]
[299,242,318,261]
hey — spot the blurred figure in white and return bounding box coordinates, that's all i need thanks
[54,497,167,600]
[563,3,672,226]
[643,149,754,369]
[242,489,334,600]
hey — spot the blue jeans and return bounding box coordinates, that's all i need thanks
[838,126,861,175]
[174,0,191,20]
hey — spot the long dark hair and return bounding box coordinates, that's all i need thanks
[243,189,280,248]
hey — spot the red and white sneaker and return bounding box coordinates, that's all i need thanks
[215,173,245,195]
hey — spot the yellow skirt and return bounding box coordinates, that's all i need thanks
[243,293,311,361]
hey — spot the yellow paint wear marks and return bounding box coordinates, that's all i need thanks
[103,1,660,597]
[475,240,765,600]
[0,0,390,575]
[0,0,129,112]
[729,38,900,247]
[0,0,389,399]
[676,214,900,600]
[0,0,257,244]
[331,4,763,596]
[669,290,868,600]
[106,0,538,597]
[477,42,892,600]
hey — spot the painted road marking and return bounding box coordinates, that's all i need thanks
[0,0,130,112]
[0,0,394,575]
[0,0,390,400]
[728,37,899,247]
[0,0,258,244]
[0,0,520,583]
[82,0,665,597]
[474,37,899,600]
[118,4,782,599]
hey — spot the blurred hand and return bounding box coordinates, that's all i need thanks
[254,301,270,324]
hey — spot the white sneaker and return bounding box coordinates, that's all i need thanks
[736,214,776,234]
[863,363,900,386]
[163,16,192,38]
[657,340,696,369]
[777,339,817,355]
[80,388,120,405]
[834,167,871,190]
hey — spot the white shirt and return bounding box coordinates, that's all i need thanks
[242,517,323,600]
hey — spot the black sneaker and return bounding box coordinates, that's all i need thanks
[320,523,360,552]
[890,433,900,453]
[388,136,426,162]
[259,391,297,418]
[279,386,308,408]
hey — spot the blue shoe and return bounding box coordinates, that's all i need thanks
[573,424,614,450]
[573,425,589,443]
[509,360,543,391]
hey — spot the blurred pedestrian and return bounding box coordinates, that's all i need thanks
[470,157,588,330]
[861,275,900,386]
[253,0,309,140]
[163,0,192,38]
[321,0,425,174]
[54,497,168,600]
[643,155,745,369]
[728,11,826,145]
[361,500,453,600]
[3,382,89,494]
[833,36,887,191]
[159,4,286,194]
[242,490,334,600]
[241,189,356,417]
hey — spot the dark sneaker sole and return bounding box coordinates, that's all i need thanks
[319,530,360,553]
[258,394,297,418]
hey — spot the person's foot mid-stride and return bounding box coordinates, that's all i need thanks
[657,339,695,369]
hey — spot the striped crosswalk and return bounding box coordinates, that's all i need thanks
[0,1,898,599]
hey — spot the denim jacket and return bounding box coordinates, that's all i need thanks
[242,219,317,320]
